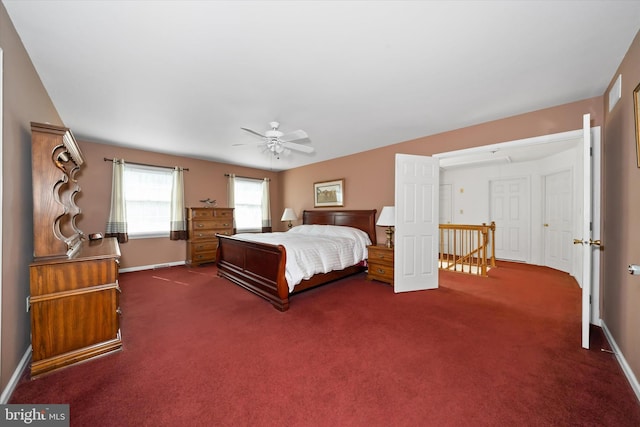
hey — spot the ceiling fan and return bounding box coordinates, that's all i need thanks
[235,122,314,157]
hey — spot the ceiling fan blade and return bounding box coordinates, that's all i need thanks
[232,142,263,147]
[282,141,314,153]
[241,127,266,138]
[280,129,309,143]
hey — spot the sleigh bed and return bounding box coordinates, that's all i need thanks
[216,209,377,311]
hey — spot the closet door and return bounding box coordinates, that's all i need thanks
[490,177,530,262]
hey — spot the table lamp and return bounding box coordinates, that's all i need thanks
[281,208,297,229]
[376,206,395,248]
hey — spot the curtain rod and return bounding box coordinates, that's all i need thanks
[225,173,270,181]
[104,157,189,171]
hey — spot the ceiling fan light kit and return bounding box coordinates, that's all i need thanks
[239,121,314,158]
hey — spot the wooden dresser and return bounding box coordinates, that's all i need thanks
[30,239,122,377]
[366,244,394,285]
[186,207,234,266]
[29,122,122,378]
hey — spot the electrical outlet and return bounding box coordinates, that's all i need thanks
[26,296,30,312]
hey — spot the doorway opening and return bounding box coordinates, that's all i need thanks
[432,126,601,327]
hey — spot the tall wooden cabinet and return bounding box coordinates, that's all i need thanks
[29,122,122,378]
[186,207,234,266]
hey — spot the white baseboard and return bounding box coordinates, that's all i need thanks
[119,260,185,273]
[601,321,640,403]
[0,345,31,404]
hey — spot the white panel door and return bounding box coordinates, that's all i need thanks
[490,178,529,262]
[579,114,593,349]
[543,170,573,273]
[395,154,439,292]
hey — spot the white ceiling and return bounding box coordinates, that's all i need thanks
[437,134,583,170]
[4,1,640,171]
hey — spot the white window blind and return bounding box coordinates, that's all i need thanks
[124,164,173,238]
[234,177,263,232]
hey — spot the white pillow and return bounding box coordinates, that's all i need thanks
[288,224,371,246]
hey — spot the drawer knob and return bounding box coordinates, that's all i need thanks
[377,268,385,274]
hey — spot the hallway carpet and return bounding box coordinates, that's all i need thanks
[9,261,640,426]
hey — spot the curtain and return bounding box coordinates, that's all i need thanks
[105,158,129,243]
[227,174,236,231]
[261,178,272,232]
[169,167,187,240]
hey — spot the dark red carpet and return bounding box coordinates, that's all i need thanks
[9,261,640,426]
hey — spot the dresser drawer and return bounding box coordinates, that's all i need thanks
[189,208,215,219]
[367,262,394,283]
[190,230,219,241]
[190,251,217,263]
[191,218,233,231]
[213,208,233,219]
[191,241,218,254]
[368,246,393,265]
[215,229,233,236]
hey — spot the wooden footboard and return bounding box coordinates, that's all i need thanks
[216,209,377,311]
[216,235,290,311]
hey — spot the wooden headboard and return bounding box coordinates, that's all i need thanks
[302,210,377,245]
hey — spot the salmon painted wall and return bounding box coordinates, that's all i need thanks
[281,97,603,244]
[1,3,63,392]
[602,29,640,381]
[77,140,281,269]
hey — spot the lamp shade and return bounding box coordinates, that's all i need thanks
[281,208,298,222]
[376,206,395,226]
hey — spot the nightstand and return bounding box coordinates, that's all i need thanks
[366,244,394,285]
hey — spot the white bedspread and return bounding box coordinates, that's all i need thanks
[232,224,372,292]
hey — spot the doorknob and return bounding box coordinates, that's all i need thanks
[544,224,549,227]
[589,239,601,246]
[573,239,584,245]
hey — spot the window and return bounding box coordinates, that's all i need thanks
[124,164,173,238]
[234,177,264,232]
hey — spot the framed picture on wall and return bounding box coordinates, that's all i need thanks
[634,82,640,168]
[314,179,344,207]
